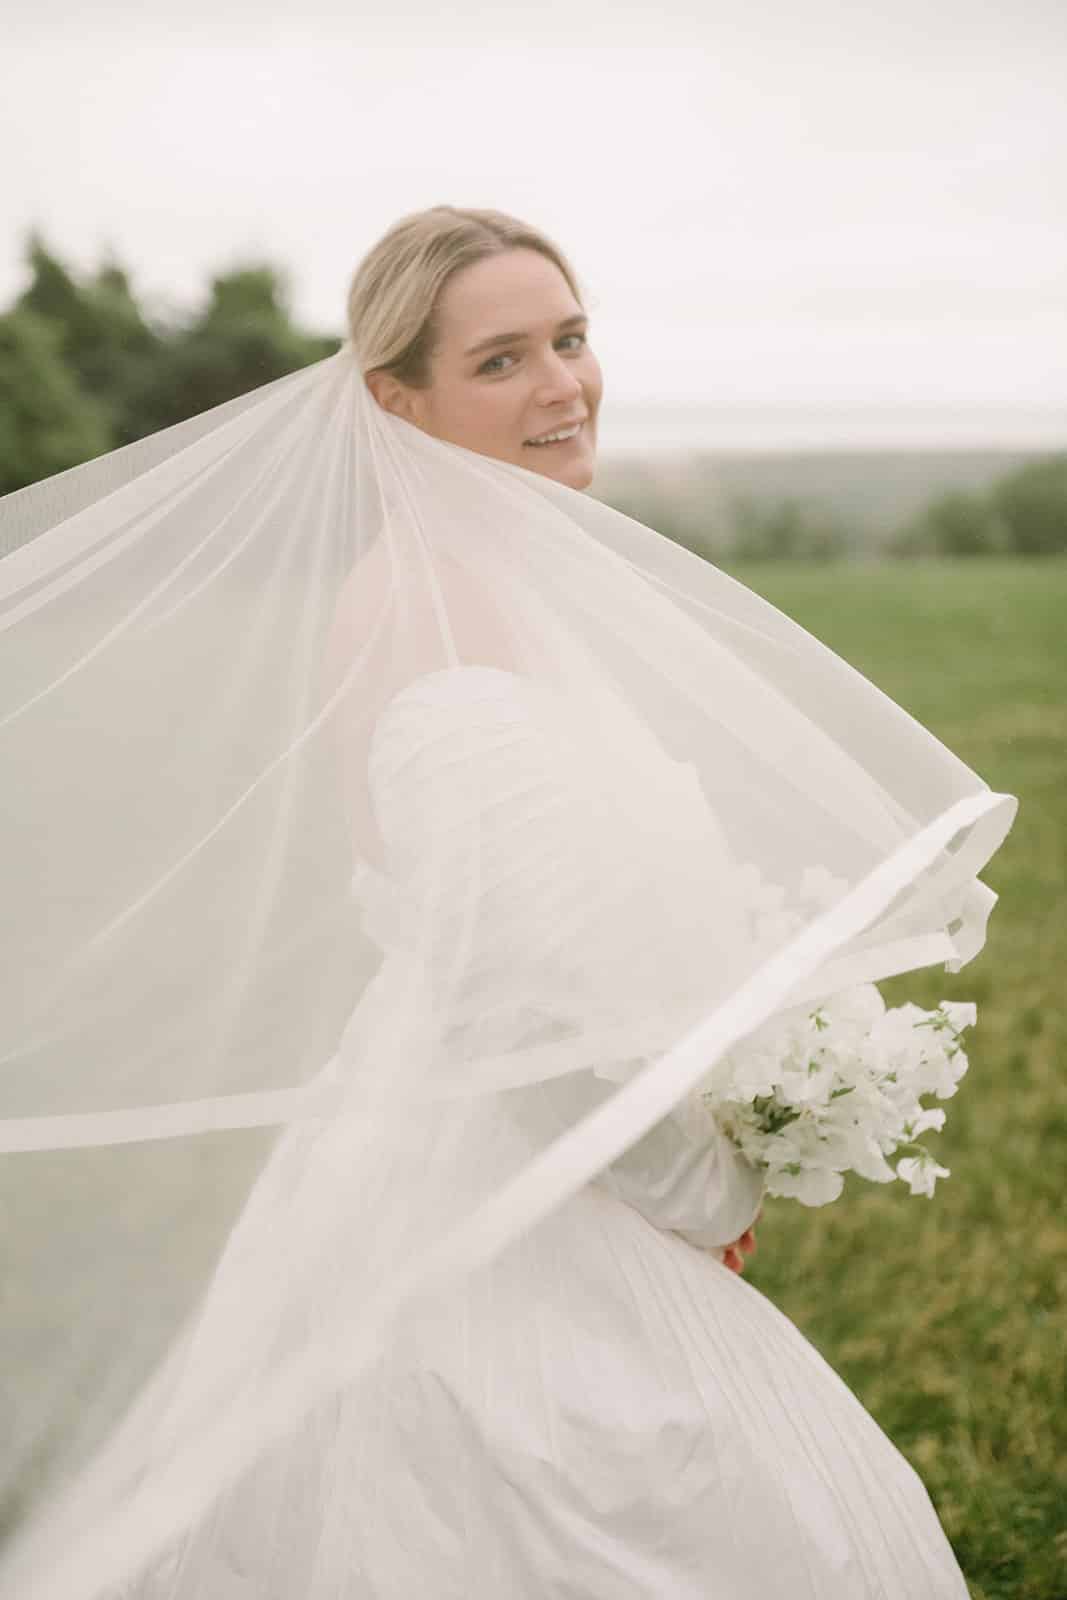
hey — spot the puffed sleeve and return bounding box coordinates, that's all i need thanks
[523,1063,765,1252]
[359,665,765,1251]
[598,1091,766,1249]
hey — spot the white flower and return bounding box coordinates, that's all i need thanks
[766,1164,844,1206]
[939,1000,977,1033]
[847,1136,899,1184]
[908,1107,947,1137]
[896,1154,951,1197]
[776,1052,836,1105]
[697,981,974,1211]
[820,983,887,1031]
[913,1044,970,1100]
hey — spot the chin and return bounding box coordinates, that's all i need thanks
[526,442,597,492]
[563,461,596,491]
[562,455,597,491]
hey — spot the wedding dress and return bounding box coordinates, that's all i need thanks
[120,663,972,1599]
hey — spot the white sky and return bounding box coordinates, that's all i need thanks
[2,0,1065,436]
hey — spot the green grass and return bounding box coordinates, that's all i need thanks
[725,558,1067,1599]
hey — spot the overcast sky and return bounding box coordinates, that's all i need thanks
[3,1,1065,445]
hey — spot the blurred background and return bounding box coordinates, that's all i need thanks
[1,3,1064,1595]
[3,0,1066,561]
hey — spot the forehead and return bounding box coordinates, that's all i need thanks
[436,249,579,341]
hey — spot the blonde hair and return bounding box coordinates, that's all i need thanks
[346,205,586,389]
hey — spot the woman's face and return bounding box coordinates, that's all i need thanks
[367,248,603,491]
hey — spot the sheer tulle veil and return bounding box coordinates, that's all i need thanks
[0,322,1015,1597]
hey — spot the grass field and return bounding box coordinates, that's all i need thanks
[725,557,1067,1599]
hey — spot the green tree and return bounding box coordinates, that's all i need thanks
[0,308,112,496]
[124,264,340,439]
[887,489,1007,558]
[989,452,1067,555]
[727,495,850,562]
[16,234,163,446]
[2,235,341,493]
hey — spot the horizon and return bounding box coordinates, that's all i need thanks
[595,401,1067,457]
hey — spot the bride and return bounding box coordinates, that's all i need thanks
[0,206,1014,1598]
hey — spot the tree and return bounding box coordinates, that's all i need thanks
[1,235,343,494]
[727,495,850,562]
[887,489,1008,558]
[16,234,164,446]
[123,265,340,439]
[0,308,112,497]
[989,453,1067,556]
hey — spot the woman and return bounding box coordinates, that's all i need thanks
[356,224,762,1274]
[0,207,1012,1598]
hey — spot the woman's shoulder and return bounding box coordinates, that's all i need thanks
[383,663,530,709]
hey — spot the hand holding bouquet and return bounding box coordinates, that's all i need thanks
[694,983,976,1207]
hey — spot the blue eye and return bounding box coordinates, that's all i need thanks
[478,332,588,376]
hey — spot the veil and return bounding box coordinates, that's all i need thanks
[0,339,1016,1598]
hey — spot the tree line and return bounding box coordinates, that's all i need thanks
[0,233,338,497]
[727,464,1067,560]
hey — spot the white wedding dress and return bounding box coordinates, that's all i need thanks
[123,665,972,1599]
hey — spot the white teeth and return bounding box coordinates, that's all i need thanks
[525,423,581,446]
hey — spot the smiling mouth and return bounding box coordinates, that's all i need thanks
[523,422,585,448]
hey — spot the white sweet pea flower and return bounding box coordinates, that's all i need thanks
[896,1154,951,1197]
[734,1068,782,1102]
[766,1164,844,1206]
[911,1044,970,1100]
[908,1107,947,1137]
[939,1000,977,1033]
[701,983,974,1210]
[807,1120,871,1173]
[821,983,887,1031]
[869,1009,924,1060]
[776,1053,836,1105]
[848,1137,899,1183]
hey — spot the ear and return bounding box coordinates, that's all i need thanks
[364,369,423,426]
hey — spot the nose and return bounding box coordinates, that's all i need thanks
[534,348,584,404]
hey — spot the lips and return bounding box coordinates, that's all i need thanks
[523,418,588,446]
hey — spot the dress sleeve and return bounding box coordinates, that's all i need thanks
[524,1063,765,1251]
[360,667,765,1251]
[599,1092,766,1249]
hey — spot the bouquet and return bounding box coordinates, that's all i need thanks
[694,982,976,1207]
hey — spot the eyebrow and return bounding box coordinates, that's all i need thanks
[463,312,589,359]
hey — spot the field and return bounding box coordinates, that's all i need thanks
[727,557,1067,1599]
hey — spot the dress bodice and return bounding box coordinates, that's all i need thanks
[347,664,765,1252]
[351,664,747,1038]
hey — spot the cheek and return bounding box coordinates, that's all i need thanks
[431,386,508,446]
[458,384,507,420]
[471,387,528,449]
[585,356,604,411]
